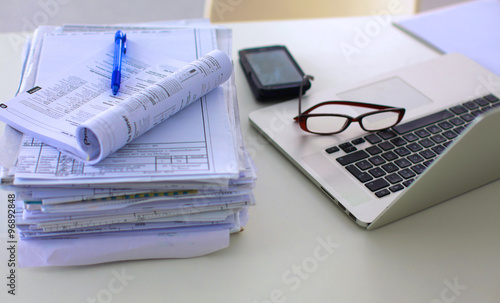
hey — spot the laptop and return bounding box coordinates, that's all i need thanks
[249,53,500,230]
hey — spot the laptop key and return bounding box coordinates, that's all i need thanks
[366,178,390,192]
[423,159,434,167]
[442,130,457,139]
[364,133,382,144]
[366,145,382,155]
[408,154,424,163]
[419,138,434,148]
[394,147,411,157]
[378,130,397,140]
[454,126,466,134]
[369,155,386,166]
[427,125,442,134]
[449,105,468,115]
[389,184,404,193]
[482,106,493,113]
[375,189,391,198]
[471,109,483,117]
[432,145,446,154]
[343,146,357,153]
[450,117,465,126]
[473,97,489,107]
[325,146,340,154]
[403,133,419,142]
[484,94,499,103]
[386,173,403,184]
[336,150,369,165]
[411,164,426,174]
[403,179,414,187]
[393,109,454,134]
[460,113,475,122]
[378,141,395,151]
[430,134,446,144]
[398,168,416,179]
[463,101,479,110]
[369,167,386,178]
[438,121,453,129]
[390,137,407,146]
[356,160,373,170]
[407,143,423,152]
[416,129,431,138]
[339,142,355,152]
[381,151,398,161]
[352,138,365,145]
[420,149,436,159]
[395,158,412,168]
[382,162,398,173]
[346,165,373,183]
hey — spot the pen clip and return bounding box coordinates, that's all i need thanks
[123,34,127,54]
[115,31,127,54]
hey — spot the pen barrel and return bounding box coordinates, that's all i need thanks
[111,70,121,86]
[113,47,123,71]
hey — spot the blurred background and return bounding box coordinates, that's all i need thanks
[0,0,469,32]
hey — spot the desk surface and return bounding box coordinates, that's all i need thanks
[1,17,499,303]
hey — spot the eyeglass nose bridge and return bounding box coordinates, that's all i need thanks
[333,114,363,133]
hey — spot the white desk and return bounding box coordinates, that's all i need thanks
[1,17,499,303]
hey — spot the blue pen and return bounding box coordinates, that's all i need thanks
[111,30,126,95]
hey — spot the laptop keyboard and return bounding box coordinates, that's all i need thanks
[325,94,500,198]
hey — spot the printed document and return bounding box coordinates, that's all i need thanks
[7,29,240,181]
[0,36,232,164]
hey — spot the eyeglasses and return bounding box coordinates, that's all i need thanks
[294,75,406,135]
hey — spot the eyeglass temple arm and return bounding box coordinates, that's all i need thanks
[298,75,314,117]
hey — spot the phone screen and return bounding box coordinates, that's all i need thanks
[244,49,303,86]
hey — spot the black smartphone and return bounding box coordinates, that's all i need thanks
[239,45,311,101]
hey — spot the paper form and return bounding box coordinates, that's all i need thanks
[0,39,171,159]
[38,189,251,213]
[35,200,250,232]
[8,29,240,182]
[0,43,232,165]
[33,188,200,205]
[14,90,234,180]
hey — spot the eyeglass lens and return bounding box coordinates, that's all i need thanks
[305,110,402,134]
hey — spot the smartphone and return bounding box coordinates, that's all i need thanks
[239,45,311,101]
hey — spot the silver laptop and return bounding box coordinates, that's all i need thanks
[249,53,500,229]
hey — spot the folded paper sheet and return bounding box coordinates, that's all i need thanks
[0,47,232,164]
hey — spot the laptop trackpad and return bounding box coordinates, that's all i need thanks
[337,77,433,111]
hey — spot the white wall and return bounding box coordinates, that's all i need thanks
[419,0,471,11]
[0,0,469,32]
[0,0,205,32]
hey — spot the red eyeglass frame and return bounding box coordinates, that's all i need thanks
[293,75,406,135]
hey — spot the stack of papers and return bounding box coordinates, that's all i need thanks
[0,21,256,267]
